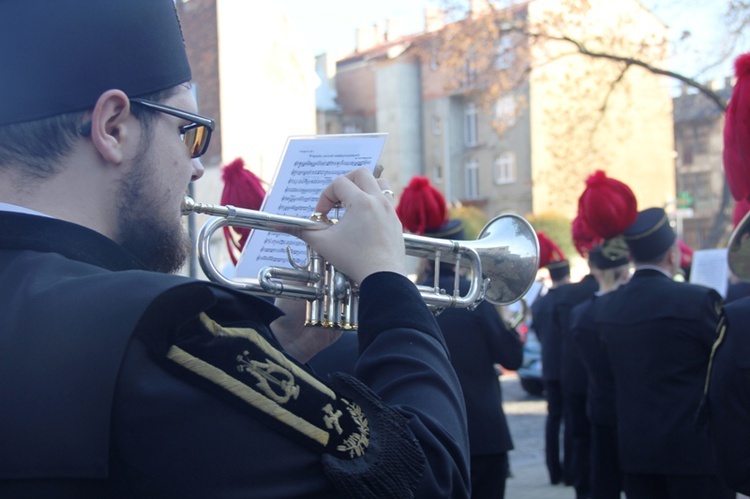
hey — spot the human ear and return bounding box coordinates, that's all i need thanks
[89,89,131,165]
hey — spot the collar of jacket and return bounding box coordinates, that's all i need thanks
[0,211,147,271]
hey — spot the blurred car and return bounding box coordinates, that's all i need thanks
[516,325,544,396]
[513,280,545,397]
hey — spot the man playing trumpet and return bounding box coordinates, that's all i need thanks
[0,2,470,497]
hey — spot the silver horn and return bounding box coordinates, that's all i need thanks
[728,209,750,280]
[183,197,539,329]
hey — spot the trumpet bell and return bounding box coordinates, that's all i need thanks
[472,214,540,305]
[728,210,750,280]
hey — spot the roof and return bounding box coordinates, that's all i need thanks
[673,85,732,123]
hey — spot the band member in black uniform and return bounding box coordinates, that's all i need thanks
[396,176,524,499]
[596,207,732,499]
[557,217,601,499]
[703,50,750,496]
[0,3,471,497]
[571,242,630,499]
[704,300,750,496]
[570,171,637,499]
[531,232,573,486]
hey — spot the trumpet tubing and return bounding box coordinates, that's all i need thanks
[729,209,750,280]
[183,197,539,328]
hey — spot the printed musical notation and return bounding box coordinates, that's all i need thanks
[234,134,387,280]
[689,248,729,298]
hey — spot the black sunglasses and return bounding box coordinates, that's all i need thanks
[78,98,215,159]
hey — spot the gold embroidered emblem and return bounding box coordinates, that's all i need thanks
[236,351,300,404]
[322,404,344,435]
[336,398,370,458]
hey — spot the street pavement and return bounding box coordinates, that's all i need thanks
[500,373,747,499]
[501,372,580,499]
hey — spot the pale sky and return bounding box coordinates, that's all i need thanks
[278,0,743,83]
[278,0,433,56]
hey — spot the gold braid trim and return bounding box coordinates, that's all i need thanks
[704,314,727,395]
[624,213,668,241]
[198,313,335,399]
[167,345,330,446]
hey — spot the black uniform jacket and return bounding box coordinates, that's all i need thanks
[706,296,750,495]
[313,271,523,457]
[555,275,598,395]
[0,212,470,498]
[596,268,722,475]
[571,296,617,426]
[726,280,750,303]
[425,273,523,456]
[531,287,562,381]
[309,330,358,377]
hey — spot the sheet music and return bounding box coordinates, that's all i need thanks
[689,248,728,298]
[235,133,387,279]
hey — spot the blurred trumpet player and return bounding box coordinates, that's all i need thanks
[703,51,750,497]
[531,231,574,486]
[0,2,471,497]
[396,176,524,499]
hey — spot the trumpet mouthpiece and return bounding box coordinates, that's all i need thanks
[181,196,196,215]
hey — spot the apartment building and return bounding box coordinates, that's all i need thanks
[673,80,734,248]
[175,0,317,276]
[326,0,676,223]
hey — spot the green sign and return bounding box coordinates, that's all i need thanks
[677,191,694,208]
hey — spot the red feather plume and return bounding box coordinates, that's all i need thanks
[577,170,638,239]
[678,239,693,268]
[537,231,566,269]
[396,176,448,235]
[220,158,267,265]
[725,52,750,201]
[571,214,602,258]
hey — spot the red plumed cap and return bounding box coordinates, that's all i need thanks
[571,214,602,258]
[220,158,266,264]
[678,239,693,268]
[536,231,566,268]
[725,53,750,201]
[396,176,448,235]
[733,198,750,228]
[577,170,638,239]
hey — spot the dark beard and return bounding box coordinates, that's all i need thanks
[115,149,190,274]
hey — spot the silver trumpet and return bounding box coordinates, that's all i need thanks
[183,197,539,329]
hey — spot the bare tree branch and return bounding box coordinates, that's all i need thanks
[529,31,728,112]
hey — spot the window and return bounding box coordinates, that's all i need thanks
[683,171,711,203]
[464,102,477,147]
[494,95,517,128]
[343,124,361,134]
[465,159,479,199]
[494,36,515,71]
[430,50,440,71]
[431,115,442,135]
[682,141,694,165]
[463,58,476,87]
[494,152,516,184]
[434,164,443,184]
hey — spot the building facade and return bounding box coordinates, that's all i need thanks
[175,0,317,276]
[672,80,734,248]
[328,0,675,227]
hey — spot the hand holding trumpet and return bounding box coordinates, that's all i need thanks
[296,167,407,285]
[272,168,405,361]
[186,166,539,335]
